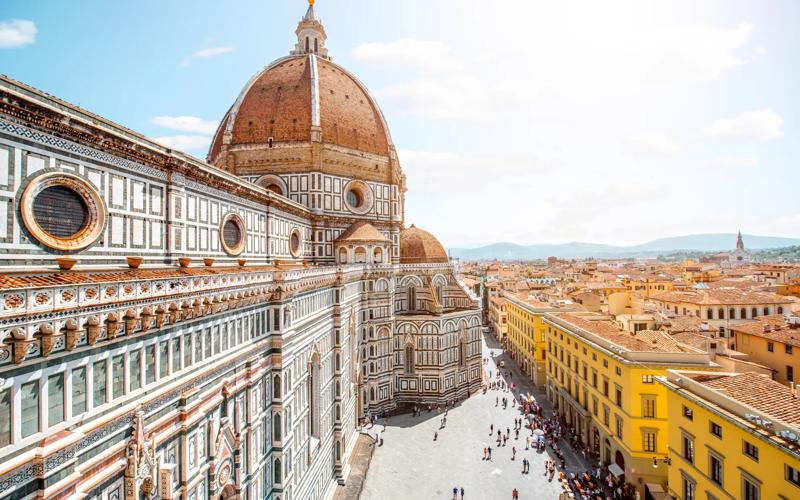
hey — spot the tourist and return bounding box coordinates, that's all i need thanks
[452,486,458,499]
[511,446,516,460]
[434,431,438,441]
[488,446,492,459]
[512,487,519,499]
[460,487,465,499]
[490,424,494,435]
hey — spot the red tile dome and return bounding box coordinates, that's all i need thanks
[400,225,449,264]
[208,55,392,162]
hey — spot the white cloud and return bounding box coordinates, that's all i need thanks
[709,155,759,168]
[152,135,211,152]
[399,149,538,192]
[351,39,461,73]
[0,19,36,48]
[702,109,783,141]
[376,76,490,120]
[623,133,680,155]
[180,46,234,67]
[151,115,218,134]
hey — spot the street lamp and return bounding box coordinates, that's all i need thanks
[652,457,671,468]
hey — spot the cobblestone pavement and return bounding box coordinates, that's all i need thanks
[360,332,596,500]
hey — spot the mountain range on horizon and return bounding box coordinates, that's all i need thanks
[447,233,800,261]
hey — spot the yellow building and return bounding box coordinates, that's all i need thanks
[623,275,676,297]
[732,315,800,386]
[543,312,715,495]
[505,295,584,386]
[488,295,508,344]
[660,370,800,500]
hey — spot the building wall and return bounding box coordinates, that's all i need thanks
[542,318,713,493]
[734,330,798,386]
[663,383,800,500]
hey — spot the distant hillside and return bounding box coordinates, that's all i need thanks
[448,234,800,261]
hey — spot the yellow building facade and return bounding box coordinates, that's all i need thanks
[732,317,799,387]
[543,312,715,495]
[505,295,557,386]
[661,370,800,500]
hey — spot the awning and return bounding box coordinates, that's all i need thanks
[609,463,624,477]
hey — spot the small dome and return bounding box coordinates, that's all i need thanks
[335,221,390,243]
[400,225,448,264]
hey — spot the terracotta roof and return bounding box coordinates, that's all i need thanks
[731,315,800,347]
[334,221,390,243]
[689,372,800,427]
[399,225,448,264]
[210,55,390,160]
[651,289,789,306]
[552,313,703,354]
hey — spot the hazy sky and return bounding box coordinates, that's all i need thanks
[1,0,798,247]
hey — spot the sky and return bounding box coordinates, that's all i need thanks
[0,0,798,248]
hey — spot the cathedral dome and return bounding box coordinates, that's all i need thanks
[400,225,449,264]
[208,55,392,162]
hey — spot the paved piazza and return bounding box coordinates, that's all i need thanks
[361,333,590,499]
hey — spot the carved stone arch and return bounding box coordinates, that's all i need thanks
[432,274,448,286]
[255,174,288,197]
[469,316,481,327]
[420,322,439,335]
[399,275,424,287]
[375,278,390,292]
[443,320,458,333]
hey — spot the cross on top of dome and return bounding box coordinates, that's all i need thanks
[291,0,330,60]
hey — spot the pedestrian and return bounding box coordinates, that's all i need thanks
[460,487,465,499]
[512,487,519,499]
[452,486,458,499]
[512,446,516,460]
[488,446,492,459]
[483,447,487,460]
[434,431,438,441]
[490,424,494,435]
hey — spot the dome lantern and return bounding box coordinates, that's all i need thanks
[291,0,330,60]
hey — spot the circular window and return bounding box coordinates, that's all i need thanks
[219,213,246,256]
[346,189,362,208]
[20,172,106,252]
[289,228,303,258]
[343,180,374,215]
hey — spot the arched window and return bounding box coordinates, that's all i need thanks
[778,306,784,315]
[717,307,724,319]
[405,344,415,374]
[408,286,416,311]
[273,413,282,441]
[729,308,735,319]
[763,307,770,316]
[459,338,466,367]
[308,356,320,438]
[370,387,375,401]
[314,38,319,53]
[373,247,383,264]
[274,458,282,484]
[354,247,366,263]
[305,37,309,52]
[752,307,758,318]
[338,247,348,264]
[741,307,747,319]
[273,374,281,398]
[706,309,713,320]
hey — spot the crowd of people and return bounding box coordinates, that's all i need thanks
[479,350,635,499]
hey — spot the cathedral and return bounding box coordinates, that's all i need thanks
[0,3,482,500]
